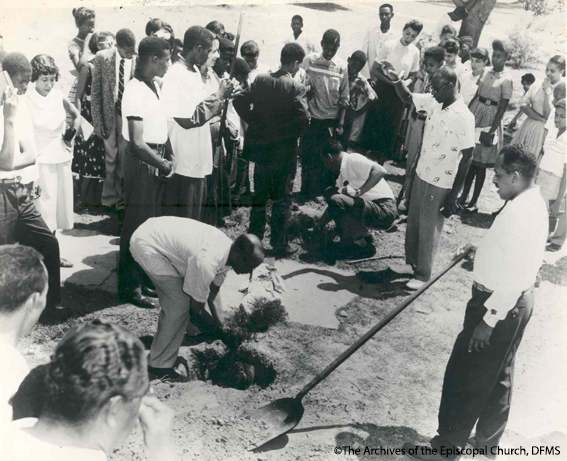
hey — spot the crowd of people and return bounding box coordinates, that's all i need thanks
[0,3,565,461]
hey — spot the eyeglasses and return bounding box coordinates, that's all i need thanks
[431,82,451,95]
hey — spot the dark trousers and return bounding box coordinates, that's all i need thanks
[118,147,164,298]
[325,191,397,244]
[433,285,534,457]
[301,118,337,198]
[249,159,295,248]
[162,174,207,222]
[0,182,61,311]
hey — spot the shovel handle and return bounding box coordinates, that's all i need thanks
[295,248,472,401]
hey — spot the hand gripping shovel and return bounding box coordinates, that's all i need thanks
[248,248,472,450]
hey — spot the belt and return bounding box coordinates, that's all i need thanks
[147,143,165,150]
[478,96,499,107]
[473,280,533,296]
[0,176,22,186]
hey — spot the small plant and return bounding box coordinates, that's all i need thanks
[230,298,288,333]
[507,28,543,69]
[520,0,564,16]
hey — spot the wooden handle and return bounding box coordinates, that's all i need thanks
[296,248,472,400]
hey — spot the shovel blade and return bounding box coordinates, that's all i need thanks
[247,397,304,450]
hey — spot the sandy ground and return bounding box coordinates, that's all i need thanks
[4,1,567,460]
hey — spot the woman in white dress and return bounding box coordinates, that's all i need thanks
[26,55,80,267]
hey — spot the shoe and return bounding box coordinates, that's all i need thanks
[59,258,74,268]
[141,286,158,298]
[468,436,497,460]
[546,243,562,252]
[463,205,478,214]
[403,442,450,461]
[389,263,414,275]
[118,293,157,309]
[270,243,299,258]
[147,366,185,383]
[406,278,425,290]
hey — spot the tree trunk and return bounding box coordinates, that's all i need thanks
[453,0,497,47]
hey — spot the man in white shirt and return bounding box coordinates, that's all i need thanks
[284,15,317,57]
[0,245,48,423]
[385,67,475,290]
[360,3,395,79]
[131,217,264,382]
[315,139,397,258]
[161,26,236,221]
[404,145,548,461]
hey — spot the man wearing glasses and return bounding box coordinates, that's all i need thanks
[382,66,475,290]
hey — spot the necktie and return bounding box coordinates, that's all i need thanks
[117,58,125,116]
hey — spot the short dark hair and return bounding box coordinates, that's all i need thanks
[441,24,457,36]
[322,29,340,45]
[350,50,367,65]
[470,47,490,64]
[424,46,445,63]
[137,36,171,64]
[72,7,95,27]
[434,67,457,86]
[88,32,100,54]
[183,26,214,53]
[521,73,536,85]
[492,39,510,55]
[499,144,537,181]
[549,54,566,76]
[379,3,394,12]
[1,52,31,78]
[40,319,147,424]
[554,98,566,111]
[218,37,235,54]
[292,14,303,22]
[145,18,169,36]
[404,20,423,35]
[234,58,251,78]
[206,20,225,35]
[30,54,59,82]
[443,39,460,55]
[281,42,306,65]
[240,40,259,57]
[0,245,47,314]
[116,28,136,48]
[324,138,344,156]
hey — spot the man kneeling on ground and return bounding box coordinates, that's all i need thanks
[130,216,264,382]
[314,139,397,258]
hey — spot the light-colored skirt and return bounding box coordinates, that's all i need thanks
[511,117,546,157]
[35,161,74,232]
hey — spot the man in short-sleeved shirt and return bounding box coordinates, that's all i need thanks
[376,37,420,81]
[131,217,264,381]
[386,67,475,289]
[360,3,395,79]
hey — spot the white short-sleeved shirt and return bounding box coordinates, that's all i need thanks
[336,153,395,201]
[413,93,476,189]
[285,33,318,57]
[0,340,29,423]
[130,217,233,303]
[0,97,38,183]
[121,78,168,144]
[540,131,566,177]
[161,61,213,178]
[26,87,71,164]
[2,418,107,461]
[459,70,481,106]
[376,39,420,80]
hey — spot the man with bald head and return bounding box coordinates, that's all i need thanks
[384,66,475,289]
[130,216,264,382]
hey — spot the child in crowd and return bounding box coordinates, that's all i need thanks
[537,98,566,252]
[459,39,513,213]
[438,24,457,46]
[459,47,489,106]
[507,73,536,130]
[443,39,466,82]
[145,17,175,50]
[26,55,80,266]
[459,36,474,64]
[240,40,270,83]
[343,50,377,148]
[511,55,565,156]
[285,14,317,56]
[72,33,108,207]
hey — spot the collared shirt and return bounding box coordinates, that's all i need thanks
[376,38,420,80]
[161,59,213,178]
[248,63,271,84]
[121,77,168,144]
[302,52,349,120]
[540,131,566,177]
[413,93,475,189]
[459,70,482,106]
[284,32,318,56]
[0,339,29,424]
[349,75,377,111]
[0,96,38,182]
[26,87,72,164]
[130,217,232,303]
[474,186,548,327]
[114,54,133,102]
[360,26,395,79]
[336,152,394,201]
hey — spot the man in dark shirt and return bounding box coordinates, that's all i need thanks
[233,42,310,256]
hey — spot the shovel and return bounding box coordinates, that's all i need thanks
[248,248,472,450]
